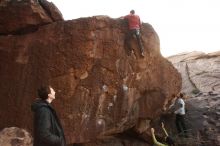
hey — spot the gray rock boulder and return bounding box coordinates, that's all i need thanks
[168,51,220,95]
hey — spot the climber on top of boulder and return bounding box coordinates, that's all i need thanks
[121,10,145,57]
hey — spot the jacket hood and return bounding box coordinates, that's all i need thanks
[31,99,49,112]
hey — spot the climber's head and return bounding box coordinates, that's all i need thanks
[130,10,135,14]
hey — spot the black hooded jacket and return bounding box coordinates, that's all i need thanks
[31,99,66,146]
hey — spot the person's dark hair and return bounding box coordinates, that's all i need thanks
[165,136,175,146]
[130,10,135,14]
[37,85,51,100]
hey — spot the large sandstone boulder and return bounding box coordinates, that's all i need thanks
[0,0,63,34]
[0,1,181,145]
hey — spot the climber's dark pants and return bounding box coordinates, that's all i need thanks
[125,29,144,55]
[176,114,187,137]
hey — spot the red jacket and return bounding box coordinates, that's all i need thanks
[124,14,141,30]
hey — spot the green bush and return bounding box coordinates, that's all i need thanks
[191,89,200,94]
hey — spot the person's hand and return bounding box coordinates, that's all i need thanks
[151,128,155,134]
[161,122,165,128]
[177,92,181,97]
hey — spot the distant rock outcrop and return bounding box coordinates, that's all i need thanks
[168,51,220,95]
[0,0,181,145]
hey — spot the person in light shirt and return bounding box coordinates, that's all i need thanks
[174,93,187,137]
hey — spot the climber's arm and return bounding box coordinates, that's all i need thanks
[161,122,169,137]
[151,128,168,146]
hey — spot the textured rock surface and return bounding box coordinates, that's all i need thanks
[0,0,63,34]
[168,51,220,95]
[0,127,32,146]
[38,0,63,21]
[185,93,220,146]
[0,1,181,145]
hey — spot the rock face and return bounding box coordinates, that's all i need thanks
[168,51,220,95]
[168,52,220,146]
[0,0,63,34]
[0,0,181,145]
[185,93,220,146]
[0,127,32,146]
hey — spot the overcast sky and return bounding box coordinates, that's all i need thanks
[49,0,220,57]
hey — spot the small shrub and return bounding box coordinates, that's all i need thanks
[191,89,200,94]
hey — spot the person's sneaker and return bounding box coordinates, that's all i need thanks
[141,52,145,57]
